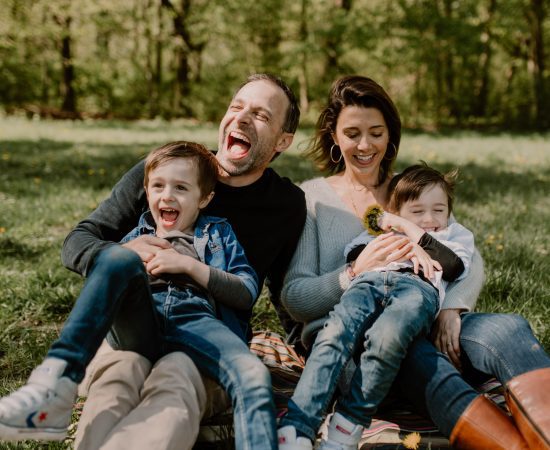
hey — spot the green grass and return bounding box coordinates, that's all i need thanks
[0,118,549,448]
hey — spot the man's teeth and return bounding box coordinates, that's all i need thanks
[230,131,250,144]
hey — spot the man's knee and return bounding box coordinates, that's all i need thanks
[148,351,205,390]
[79,341,151,397]
[142,352,208,415]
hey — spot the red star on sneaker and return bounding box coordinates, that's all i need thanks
[38,412,48,422]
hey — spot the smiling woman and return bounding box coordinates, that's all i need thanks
[278,75,550,450]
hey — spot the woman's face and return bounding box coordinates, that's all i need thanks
[332,105,389,180]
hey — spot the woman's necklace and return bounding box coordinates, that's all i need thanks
[346,178,369,217]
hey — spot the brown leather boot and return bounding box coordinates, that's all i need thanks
[506,368,550,450]
[450,395,528,449]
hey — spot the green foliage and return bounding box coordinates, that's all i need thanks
[0,119,549,449]
[0,0,548,129]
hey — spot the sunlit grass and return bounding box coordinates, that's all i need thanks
[0,117,549,449]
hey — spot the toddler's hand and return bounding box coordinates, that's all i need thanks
[146,248,190,275]
[122,235,171,263]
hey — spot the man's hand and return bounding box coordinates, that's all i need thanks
[431,308,462,370]
[122,235,171,263]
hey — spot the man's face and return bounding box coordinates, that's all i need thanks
[217,80,293,181]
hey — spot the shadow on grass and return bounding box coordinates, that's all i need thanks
[0,236,42,260]
[1,139,150,192]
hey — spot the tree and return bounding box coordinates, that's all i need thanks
[53,3,77,115]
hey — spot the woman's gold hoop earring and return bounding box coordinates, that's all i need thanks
[330,144,342,163]
[384,142,398,161]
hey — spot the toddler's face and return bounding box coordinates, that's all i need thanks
[398,184,449,232]
[146,158,211,236]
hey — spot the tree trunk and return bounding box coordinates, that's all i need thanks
[323,0,352,84]
[60,15,77,115]
[298,0,309,113]
[527,0,547,129]
[162,0,204,116]
[474,0,497,119]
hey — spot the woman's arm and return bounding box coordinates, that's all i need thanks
[281,212,349,323]
[441,248,484,312]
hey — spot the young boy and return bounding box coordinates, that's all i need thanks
[0,141,276,446]
[278,163,475,450]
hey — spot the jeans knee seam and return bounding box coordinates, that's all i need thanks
[460,335,515,379]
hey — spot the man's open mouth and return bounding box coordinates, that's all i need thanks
[226,131,251,158]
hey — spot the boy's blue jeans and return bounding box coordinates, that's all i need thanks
[397,312,550,437]
[47,246,277,450]
[280,271,438,442]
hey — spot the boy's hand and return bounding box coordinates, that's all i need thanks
[122,235,171,263]
[379,212,425,243]
[146,248,191,275]
[379,211,406,233]
[409,244,442,280]
[146,248,211,288]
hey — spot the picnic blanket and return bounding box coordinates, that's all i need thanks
[248,330,508,449]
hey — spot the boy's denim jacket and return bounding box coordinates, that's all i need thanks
[121,211,259,342]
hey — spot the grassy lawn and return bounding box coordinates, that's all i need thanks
[0,117,549,449]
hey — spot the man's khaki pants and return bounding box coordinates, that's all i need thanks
[75,341,230,450]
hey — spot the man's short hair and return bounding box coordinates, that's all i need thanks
[239,73,300,134]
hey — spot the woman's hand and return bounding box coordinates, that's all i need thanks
[352,233,413,275]
[431,308,462,370]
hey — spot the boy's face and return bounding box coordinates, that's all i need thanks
[145,158,213,236]
[398,184,449,232]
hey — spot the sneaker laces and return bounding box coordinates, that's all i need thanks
[0,383,51,412]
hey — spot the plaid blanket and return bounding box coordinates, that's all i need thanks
[249,330,507,449]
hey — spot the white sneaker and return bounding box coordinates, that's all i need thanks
[278,425,313,450]
[0,358,78,441]
[318,412,363,450]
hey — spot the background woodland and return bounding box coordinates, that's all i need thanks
[1,0,549,130]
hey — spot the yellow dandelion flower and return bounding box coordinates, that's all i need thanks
[402,431,421,449]
[363,204,385,235]
[34,177,42,184]
[496,244,504,251]
[0,227,6,233]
